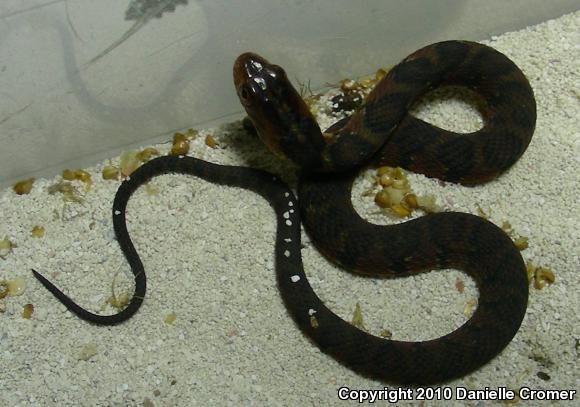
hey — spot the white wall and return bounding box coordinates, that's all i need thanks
[0,0,578,186]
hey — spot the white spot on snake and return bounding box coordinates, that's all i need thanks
[284,250,290,257]
[250,60,263,71]
[308,309,317,316]
[290,275,300,283]
[178,155,184,159]
[126,176,131,181]
[283,211,290,219]
[288,201,293,207]
[289,209,294,214]
[253,77,267,90]
[285,220,292,226]
[284,192,289,197]
[284,238,292,243]
[114,210,121,215]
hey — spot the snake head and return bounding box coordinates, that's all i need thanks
[233,53,326,171]
[233,52,286,106]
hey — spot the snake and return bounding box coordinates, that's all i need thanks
[32,40,536,384]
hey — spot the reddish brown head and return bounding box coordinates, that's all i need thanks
[233,53,327,171]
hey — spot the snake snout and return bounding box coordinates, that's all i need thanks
[233,52,271,88]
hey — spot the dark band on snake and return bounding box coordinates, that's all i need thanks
[32,40,536,384]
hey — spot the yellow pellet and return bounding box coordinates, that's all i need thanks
[31,226,45,238]
[404,193,418,209]
[102,166,120,180]
[391,204,411,218]
[62,169,76,180]
[22,303,34,319]
[171,133,190,155]
[13,178,35,195]
[205,134,218,149]
[374,190,391,208]
[378,173,393,187]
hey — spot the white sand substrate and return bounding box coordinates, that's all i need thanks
[1,10,579,407]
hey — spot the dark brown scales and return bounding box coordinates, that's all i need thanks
[288,42,534,383]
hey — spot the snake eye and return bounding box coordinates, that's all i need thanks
[238,86,252,105]
[268,64,284,78]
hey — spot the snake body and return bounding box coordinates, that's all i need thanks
[33,41,536,384]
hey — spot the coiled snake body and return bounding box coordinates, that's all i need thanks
[33,41,536,384]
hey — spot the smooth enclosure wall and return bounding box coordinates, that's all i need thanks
[0,0,578,187]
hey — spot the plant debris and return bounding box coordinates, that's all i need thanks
[120,150,141,177]
[351,302,365,329]
[12,178,35,195]
[22,303,34,319]
[526,262,555,289]
[78,342,98,361]
[62,169,92,191]
[205,134,218,149]
[0,277,26,298]
[47,181,85,203]
[372,166,440,217]
[463,298,477,317]
[170,132,190,155]
[104,272,131,310]
[502,392,520,404]
[303,67,389,118]
[476,205,490,219]
[455,278,465,293]
[379,328,392,339]
[0,236,16,259]
[31,226,45,238]
[114,147,163,179]
[137,147,160,162]
[164,312,177,324]
[331,68,389,114]
[310,315,319,329]
[144,183,159,196]
[501,221,529,251]
[102,165,120,180]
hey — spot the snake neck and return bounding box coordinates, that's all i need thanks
[234,52,386,173]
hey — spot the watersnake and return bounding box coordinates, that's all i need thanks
[32,40,536,384]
